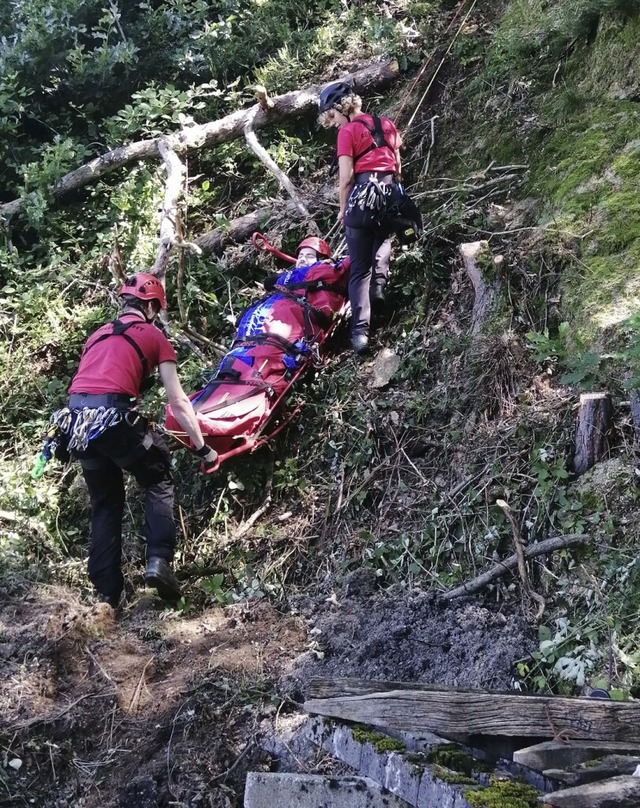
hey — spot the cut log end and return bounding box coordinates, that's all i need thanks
[573,392,613,476]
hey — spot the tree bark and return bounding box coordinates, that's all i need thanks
[194,198,329,256]
[573,392,613,476]
[1,60,399,223]
[151,139,185,280]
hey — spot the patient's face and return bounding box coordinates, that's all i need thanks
[296,248,319,268]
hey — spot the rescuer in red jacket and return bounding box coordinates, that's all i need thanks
[66,273,217,608]
[319,81,402,355]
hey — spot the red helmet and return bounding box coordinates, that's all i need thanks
[296,237,332,260]
[118,273,166,309]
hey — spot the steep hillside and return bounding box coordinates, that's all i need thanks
[1,0,640,805]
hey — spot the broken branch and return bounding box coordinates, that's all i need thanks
[1,61,399,223]
[243,111,311,220]
[441,533,588,601]
[152,138,185,280]
[496,498,546,620]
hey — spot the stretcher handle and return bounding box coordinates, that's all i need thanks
[251,231,296,264]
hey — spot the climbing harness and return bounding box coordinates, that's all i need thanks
[53,406,133,452]
[347,175,393,218]
[351,115,396,166]
[32,405,140,479]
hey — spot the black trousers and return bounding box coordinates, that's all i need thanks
[344,227,392,337]
[74,418,175,600]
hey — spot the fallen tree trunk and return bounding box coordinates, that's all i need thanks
[194,198,330,256]
[1,60,399,223]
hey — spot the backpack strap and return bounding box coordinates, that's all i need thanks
[81,318,149,378]
[352,115,395,168]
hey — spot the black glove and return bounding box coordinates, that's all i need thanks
[194,444,218,473]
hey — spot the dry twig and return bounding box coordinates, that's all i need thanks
[496,498,546,619]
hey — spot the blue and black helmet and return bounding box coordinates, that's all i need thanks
[319,81,353,112]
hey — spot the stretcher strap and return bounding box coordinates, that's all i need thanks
[194,377,275,414]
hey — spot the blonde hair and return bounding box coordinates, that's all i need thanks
[318,93,363,127]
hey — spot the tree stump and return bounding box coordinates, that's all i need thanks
[573,393,613,475]
[459,241,503,336]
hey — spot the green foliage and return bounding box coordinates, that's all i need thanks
[199,573,235,604]
[103,83,222,141]
[464,777,540,808]
[525,322,570,366]
[518,618,600,692]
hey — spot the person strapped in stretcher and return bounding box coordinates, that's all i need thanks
[165,235,350,471]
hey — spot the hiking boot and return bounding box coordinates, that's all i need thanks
[370,287,387,315]
[351,333,370,355]
[144,557,182,602]
[99,592,121,609]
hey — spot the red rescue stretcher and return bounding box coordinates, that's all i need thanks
[165,236,350,472]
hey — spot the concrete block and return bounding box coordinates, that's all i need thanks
[382,752,420,805]
[514,740,640,772]
[417,774,476,808]
[310,719,478,808]
[244,773,411,808]
[541,775,640,807]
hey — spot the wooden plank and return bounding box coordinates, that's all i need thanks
[303,679,640,742]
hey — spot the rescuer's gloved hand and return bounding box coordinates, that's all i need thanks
[194,443,218,473]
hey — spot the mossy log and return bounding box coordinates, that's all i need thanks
[573,392,613,476]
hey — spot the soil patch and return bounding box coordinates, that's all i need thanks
[0,575,534,807]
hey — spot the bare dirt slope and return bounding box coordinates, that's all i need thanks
[0,571,532,807]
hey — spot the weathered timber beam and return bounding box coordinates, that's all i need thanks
[303,679,640,742]
[1,60,399,222]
